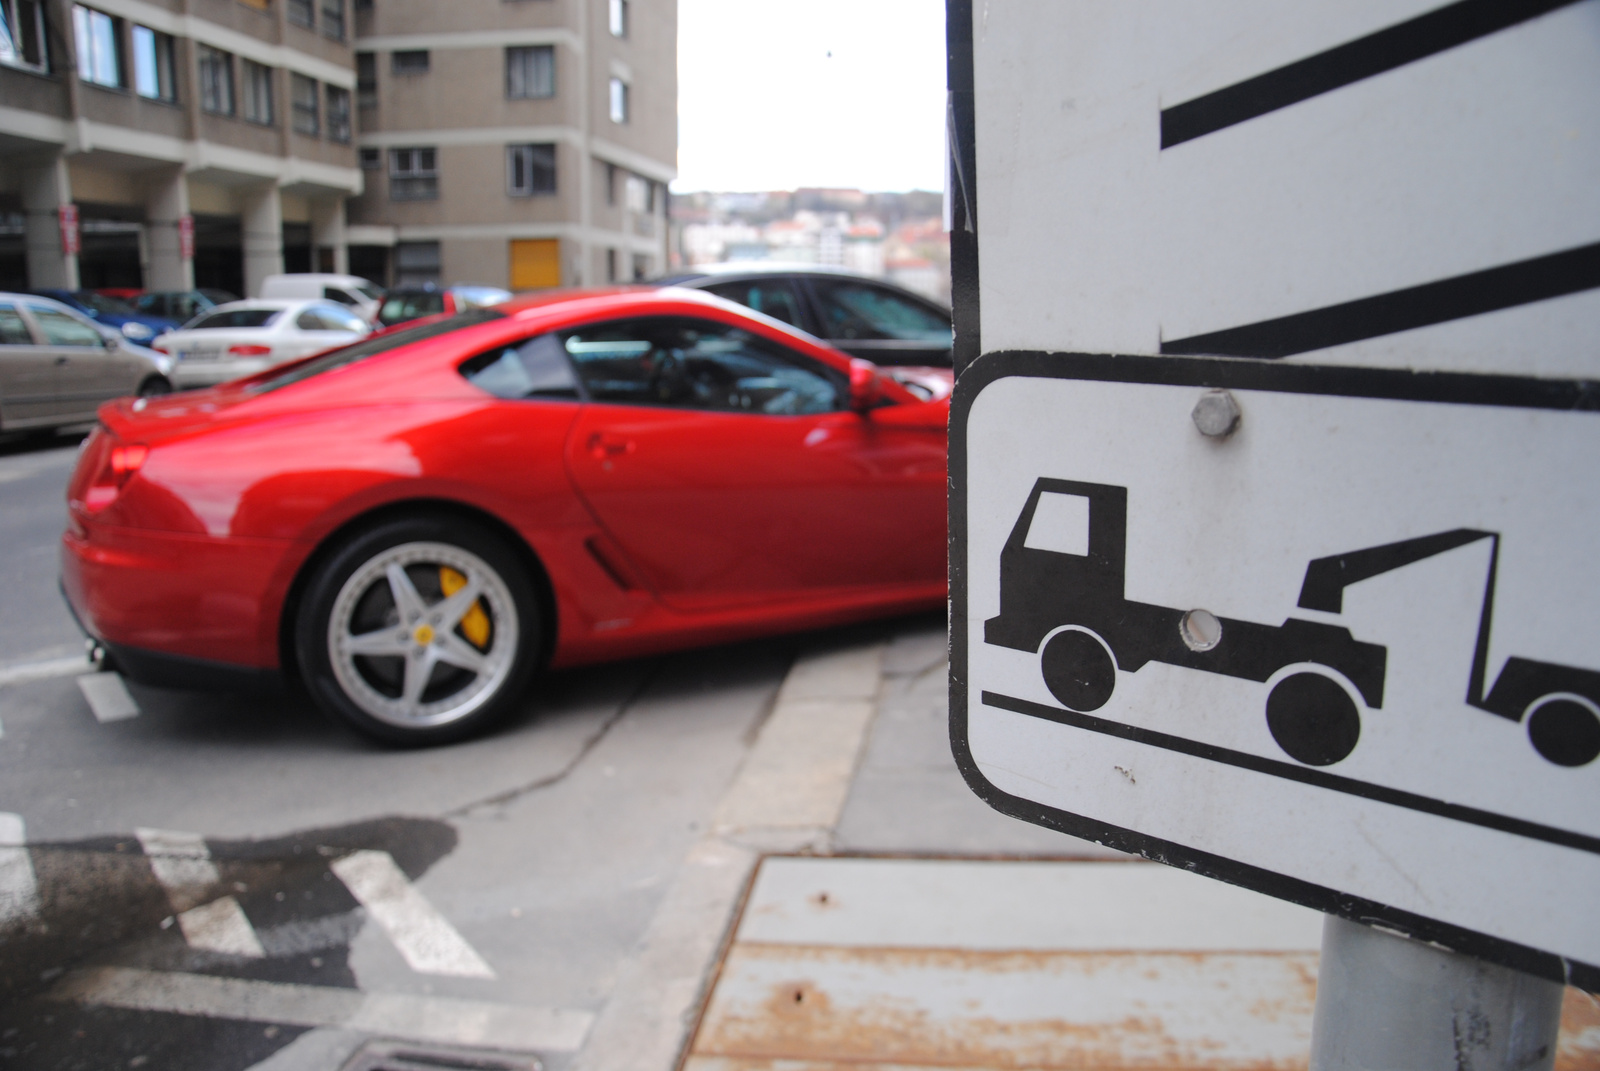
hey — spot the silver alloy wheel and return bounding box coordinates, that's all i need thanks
[326,540,520,729]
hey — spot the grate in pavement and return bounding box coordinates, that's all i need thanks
[339,1040,540,1071]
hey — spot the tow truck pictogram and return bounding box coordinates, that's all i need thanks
[984,478,1600,768]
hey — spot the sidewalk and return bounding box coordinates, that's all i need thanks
[583,618,1600,1071]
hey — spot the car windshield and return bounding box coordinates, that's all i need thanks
[355,284,385,301]
[380,292,446,325]
[189,309,282,330]
[251,308,507,393]
[74,292,136,316]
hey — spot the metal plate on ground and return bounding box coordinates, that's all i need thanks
[950,353,1600,988]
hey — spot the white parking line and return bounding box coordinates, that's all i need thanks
[0,655,89,688]
[330,850,496,979]
[178,896,266,958]
[0,813,39,925]
[77,673,140,722]
[52,967,593,1052]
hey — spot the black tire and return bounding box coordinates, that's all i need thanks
[137,376,173,397]
[1041,628,1117,712]
[295,516,541,746]
[1266,672,1361,766]
[1526,696,1600,767]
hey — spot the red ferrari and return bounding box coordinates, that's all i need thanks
[60,288,950,744]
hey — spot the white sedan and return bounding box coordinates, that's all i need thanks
[153,299,370,389]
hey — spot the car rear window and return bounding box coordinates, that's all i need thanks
[190,309,282,330]
[251,308,507,393]
[380,292,446,325]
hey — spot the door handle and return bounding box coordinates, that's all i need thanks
[586,432,634,460]
[54,356,69,365]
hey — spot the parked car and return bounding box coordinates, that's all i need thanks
[377,285,513,328]
[654,264,954,368]
[133,289,239,325]
[61,288,948,745]
[25,289,180,344]
[0,291,173,433]
[258,273,385,323]
[151,299,371,389]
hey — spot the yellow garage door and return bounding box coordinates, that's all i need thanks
[509,238,562,290]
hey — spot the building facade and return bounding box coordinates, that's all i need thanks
[0,0,361,298]
[346,0,675,291]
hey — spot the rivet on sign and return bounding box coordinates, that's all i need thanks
[1192,389,1241,438]
[1180,609,1223,652]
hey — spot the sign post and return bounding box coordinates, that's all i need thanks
[946,2,1598,1063]
[57,203,79,257]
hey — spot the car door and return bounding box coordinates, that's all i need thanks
[0,301,59,428]
[562,315,947,612]
[25,302,127,421]
[801,276,954,367]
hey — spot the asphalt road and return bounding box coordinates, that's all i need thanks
[0,434,950,1070]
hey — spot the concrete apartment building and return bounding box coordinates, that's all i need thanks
[346,0,676,291]
[0,0,361,298]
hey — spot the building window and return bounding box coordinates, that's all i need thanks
[359,147,381,169]
[608,0,627,38]
[73,6,123,88]
[507,143,556,197]
[389,147,438,201]
[240,59,272,123]
[131,26,175,101]
[395,241,441,288]
[320,0,344,40]
[326,85,351,143]
[290,73,319,135]
[0,1,49,72]
[356,51,376,107]
[608,76,628,124]
[197,45,234,115]
[625,173,649,213]
[605,163,618,206]
[606,247,617,282]
[287,0,313,30]
[392,50,428,75]
[505,45,553,99]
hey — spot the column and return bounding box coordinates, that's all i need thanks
[240,183,284,299]
[309,197,349,275]
[144,167,194,291]
[21,155,78,290]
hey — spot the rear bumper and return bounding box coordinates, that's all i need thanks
[60,520,303,676]
[171,358,269,388]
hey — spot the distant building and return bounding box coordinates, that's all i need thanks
[0,0,362,297]
[346,0,676,290]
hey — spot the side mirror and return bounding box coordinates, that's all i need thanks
[848,358,882,413]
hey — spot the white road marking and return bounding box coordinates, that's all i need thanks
[0,655,89,688]
[330,850,495,979]
[0,813,39,925]
[53,967,593,1052]
[77,672,140,722]
[178,896,266,958]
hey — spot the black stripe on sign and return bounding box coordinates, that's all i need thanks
[1161,240,1600,359]
[981,690,1600,857]
[1160,0,1581,149]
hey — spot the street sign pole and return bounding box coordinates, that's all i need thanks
[1311,916,1563,1071]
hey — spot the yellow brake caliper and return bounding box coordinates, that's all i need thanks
[439,567,492,649]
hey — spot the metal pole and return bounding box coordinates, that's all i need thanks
[1310,914,1564,1070]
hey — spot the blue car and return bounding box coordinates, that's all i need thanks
[25,290,180,344]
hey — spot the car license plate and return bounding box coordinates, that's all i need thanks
[181,347,219,361]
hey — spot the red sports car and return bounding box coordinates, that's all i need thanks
[60,288,950,744]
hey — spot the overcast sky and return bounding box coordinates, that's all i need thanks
[673,0,947,194]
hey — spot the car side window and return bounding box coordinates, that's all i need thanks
[296,309,323,331]
[315,305,368,332]
[702,280,804,328]
[563,316,844,415]
[809,280,952,344]
[28,306,103,347]
[323,287,359,306]
[459,334,580,400]
[0,304,34,345]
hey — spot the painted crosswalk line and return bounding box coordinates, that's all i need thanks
[77,672,140,722]
[0,813,39,925]
[137,827,268,957]
[0,654,89,688]
[330,849,495,978]
[177,895,266,958]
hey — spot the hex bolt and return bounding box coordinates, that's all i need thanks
[1192,389,1241,438]
[1180,609,1223,652]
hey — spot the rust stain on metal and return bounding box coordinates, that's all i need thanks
[1558,987,1600,1070]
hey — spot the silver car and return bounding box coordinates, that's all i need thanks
[0,292,174,434]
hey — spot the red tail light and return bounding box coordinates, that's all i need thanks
[84,441,149,512]
[229,344,272,356]
[152,343,169,354]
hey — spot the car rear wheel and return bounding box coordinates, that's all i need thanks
[1041,627,1117,712]
[295,517,541,746]
[1266,671,1360,766]
[137,376,173,396]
